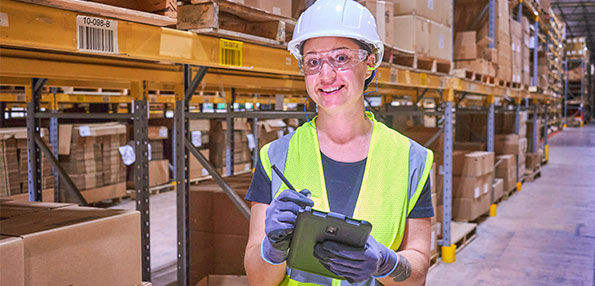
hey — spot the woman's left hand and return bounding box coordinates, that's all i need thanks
[313,235,399,283]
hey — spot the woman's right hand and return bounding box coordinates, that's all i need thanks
[261,189,313,264]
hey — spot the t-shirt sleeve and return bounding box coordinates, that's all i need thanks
[407,178,434,218]
[245,153,273,204]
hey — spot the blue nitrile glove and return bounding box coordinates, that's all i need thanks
[261,189,313,264]
[313,235,399,283]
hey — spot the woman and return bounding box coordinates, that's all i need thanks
[244,0,434,285]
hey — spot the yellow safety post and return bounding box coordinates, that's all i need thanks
[516,181,522,192]
[563,123,567,128]
[580,121,584,128]
[441,245,456,263]
[544,144,549,162]
[489,204,497,216]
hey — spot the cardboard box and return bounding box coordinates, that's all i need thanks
[88,0,177,18]
[359,1,395,46]
[525,152,542,171]
[390,0,452,27]
[393,15,430,55]
[454,141,486,152]
[495,154,517,192]
[495,134,524,155]
[454,31,477,60]
[429,20,453,61]
[149,159,170,187]
[455,59,492,76]
[244,0,291,17]
[0,206,141,286]
[197,275,249,286]
[493,178,504,202]
[148,126,168,140]
[0,235,24,286]
[257,119,287,148]
[452,172,493,199]
[453,193,490,221]
[452,151,494,177]
[189,149,211,180]
[0,200,73,220]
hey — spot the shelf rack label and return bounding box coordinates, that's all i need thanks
[219,39,243,67]
[76,15,119,54]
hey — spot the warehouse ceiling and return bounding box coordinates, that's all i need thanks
[551,0,595,61]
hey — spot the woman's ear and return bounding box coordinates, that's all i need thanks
[365,55,376,77]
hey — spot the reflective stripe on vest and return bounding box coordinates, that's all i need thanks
[260,113,433,286]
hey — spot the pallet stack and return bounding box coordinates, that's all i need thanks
[451,151,495,221]
[59,123,127,203]
[521,16,532,86]
[0,128,53,198]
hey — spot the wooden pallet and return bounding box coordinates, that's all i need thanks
[127,181,175,199]
[178,0,296,48]
[383,45,416,68]
[384,46,451,74]
[496,78,511,88]
[511,82,522,89]
[451,221,478,252]
[416,56,452,74]
[524,166,542,182]
[452,68,494,84]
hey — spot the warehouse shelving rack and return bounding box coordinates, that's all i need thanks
[0,0,562,284]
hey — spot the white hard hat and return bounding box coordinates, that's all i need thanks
[288,0,384,69]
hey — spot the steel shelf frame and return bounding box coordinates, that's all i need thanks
[0,0,563,283]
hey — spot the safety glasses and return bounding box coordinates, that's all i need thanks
[299,48,370,75]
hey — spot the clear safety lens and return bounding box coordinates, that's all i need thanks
[299,48,369,75]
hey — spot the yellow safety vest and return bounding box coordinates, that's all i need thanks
[260,112,433,286]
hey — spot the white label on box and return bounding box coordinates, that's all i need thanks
[277,130,285,139]
[201,168,209,176]
[76,15,118,54]
[159,127,167,138]
[246,133,256,151]
[191,131,202,147]
[428,0,434,9]
[474,187,480,199]
[118,145,135,166]
[439,34,444,49]
[147,143,152,161]
[0,13,8,27]
[484,183,489,194]
[79,126,91,137]
[272,7,281,15]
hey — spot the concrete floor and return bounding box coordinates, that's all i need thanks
[111,124,595,286]
[427,124,595,285]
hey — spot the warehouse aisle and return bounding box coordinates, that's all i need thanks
[427,124,595,285]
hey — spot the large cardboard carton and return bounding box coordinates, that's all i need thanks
[0,235,24,286]
[454,31,477,60]
[149,159,170,187]
[393,15,430,55]
[390,0,452,27]
[359,1,395,46]
[0,200,73,220]
[189,149,211,180]
[452,172,493,199]
[257,119,287,148]
[244,0,291,17]
[494,134,526,155]
[429,20,453,61]
[453,193,490,221]
[525,152,542,171]
[0,206,141,286]
[495,154,517,192]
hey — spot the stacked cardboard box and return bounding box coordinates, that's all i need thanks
[525,151,543,172]
[59,123,127,202]
[495,154,517,193]
[521,16,532,85]
[391,0,453,62]
[452,151,495,221]
[0,128,53,198]
[455,112,488,143]
[526,117,543,153]
[210,119,252,174]
[566,37,590,59]
[89,0,177,19]
[453,31,496,76]
[0,200,140,285]
[492,178,504,202]
[536,51,549,88]
[241,0,292,18]
[495,111,527,137]
[358,1,395,47]
[188,173,252,284]
[510,19,522,84]
[495,133,527,176]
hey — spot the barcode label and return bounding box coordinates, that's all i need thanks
[76,15,118,54]
[219,38,243,67]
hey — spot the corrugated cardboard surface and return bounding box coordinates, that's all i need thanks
[0,235,24,286]
[390,0,452,27]
[393,15,430,54]
[244,0,291,17]
[0,200,73,220]
[0,206,141,286]
[496,155,516,191]
[493,178,504,201]
[359,0,395,46]
[429,20,452,61]
[454,31,477,60]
